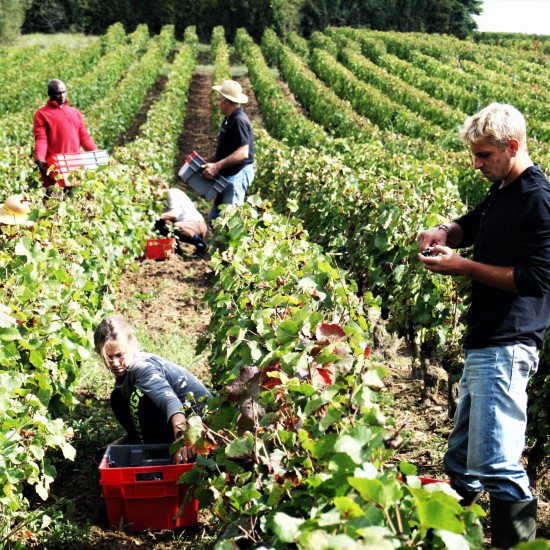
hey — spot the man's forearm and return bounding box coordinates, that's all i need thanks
[441,223,518,292]
[460,258,517,293]
[214,145,248,172]
[203,145,249,179]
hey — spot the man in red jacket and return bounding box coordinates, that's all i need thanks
[33,79,97,187]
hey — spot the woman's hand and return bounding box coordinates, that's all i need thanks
[171,412,187,440]
[171,413,197,463]
[173,445,197,464]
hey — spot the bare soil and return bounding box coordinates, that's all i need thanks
[114,74,169,149]
[33,49,550,549]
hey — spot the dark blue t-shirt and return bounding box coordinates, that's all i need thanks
[215,107,254,177]
[455,165,550,349]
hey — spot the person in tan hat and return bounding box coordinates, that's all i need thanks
[0,195,33,226]
[201,79,255,222]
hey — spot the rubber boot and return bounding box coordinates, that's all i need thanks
[190,234,208,258]
[490,496,537,549]
[452,485,480,507]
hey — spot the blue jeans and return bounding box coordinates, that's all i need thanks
[443,344,538,501]
[209,164,254,223]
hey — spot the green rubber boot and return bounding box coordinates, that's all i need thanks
[490,496,537,549]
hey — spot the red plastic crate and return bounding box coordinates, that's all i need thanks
[99,444,198,531]
[46,150,109,187]
[145,238,176,260]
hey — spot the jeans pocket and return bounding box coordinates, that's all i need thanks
[509,345,538,392]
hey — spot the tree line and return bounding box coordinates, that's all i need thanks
[1,0,483,43]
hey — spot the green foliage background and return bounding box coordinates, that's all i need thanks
[1,0,485,44]
[0,9,548,544]
[0,0,32,43]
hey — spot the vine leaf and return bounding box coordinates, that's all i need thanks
[315,322,346,343]
[226,434,254,460]
[271,512,304,543]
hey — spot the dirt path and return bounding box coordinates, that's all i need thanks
[111,54,265,356]
[115,67,220,373]
[114,75,169,149]
[174,70,218,170]
[114,64,264,378]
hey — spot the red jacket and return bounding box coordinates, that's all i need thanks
[33,100,96,161]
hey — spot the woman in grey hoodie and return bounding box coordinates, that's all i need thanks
[94,316,212,463]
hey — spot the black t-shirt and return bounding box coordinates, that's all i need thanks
[215,107,254,177]
[455,165,550,349]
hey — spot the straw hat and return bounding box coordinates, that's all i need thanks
[0,195,32,225]
[212,80,248,104]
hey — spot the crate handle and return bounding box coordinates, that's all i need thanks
[136,472,164,481]
[136,471,164,482]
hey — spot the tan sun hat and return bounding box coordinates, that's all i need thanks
[0,195,33,226]
[212,80,248,104]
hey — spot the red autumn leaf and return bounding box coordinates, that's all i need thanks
[283,416,300,430]
[188,435,218,455]
[275,473,301,487]
[261,362,282,390]
[262,376,282,390]
[316,366,333,385]
[315,322,346,343]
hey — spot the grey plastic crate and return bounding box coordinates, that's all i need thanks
[178,154,229,201]
[105,444,173,468]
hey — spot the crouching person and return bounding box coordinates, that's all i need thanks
[155,187,208,258]
[94,316,212,464]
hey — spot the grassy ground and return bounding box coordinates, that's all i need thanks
[16,33,98,49]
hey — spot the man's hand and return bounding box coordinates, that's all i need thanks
[418,245,470,276]
[202,162,219,180]
[417,226,448,252]
[418,245,518,292]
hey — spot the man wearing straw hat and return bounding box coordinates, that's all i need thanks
[202,79,255,223]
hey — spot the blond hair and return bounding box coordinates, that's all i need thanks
[94,316,140,368]
[459,103,527,151]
